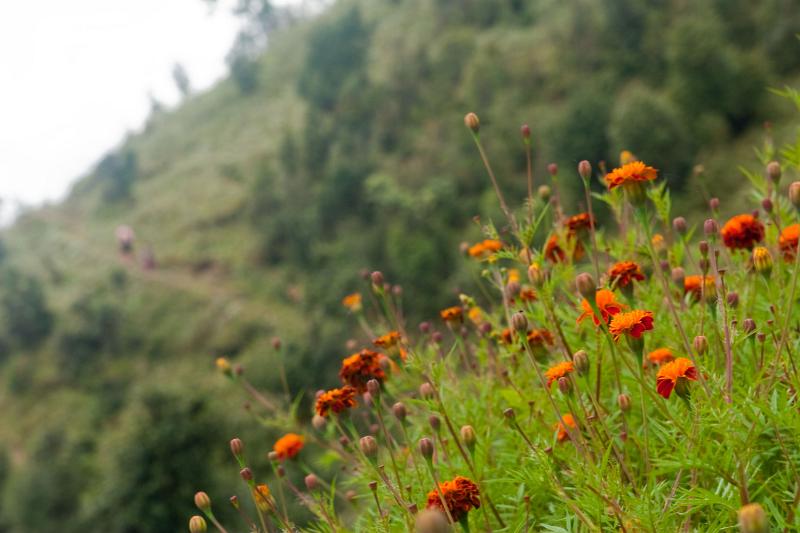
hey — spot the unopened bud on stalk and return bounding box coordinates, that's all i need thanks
[230,438,244,459]
[671,267,685,288]
[709,197,720,211]
[538,184,551,200]
[511,311,528,332]
[660,260,670,273]
[789,181,800,208]
[757,332,766,343]
[418,437,434,459]
[370,270,384,289]
[419,321,431,333]
[693,335,708,355]
[239,468,253,481]
[312,414,327,431]
[617,393,631,413]
[268,451,279,461]
[368,481,378,492]
[672,216,687,235]
[431,331,443,344]
[738,502,768,533]
[408,503,419,514]
[575,272,596,301]
[464,112,480,133]
[340,436,351,449]
[189,515,207,533]
[578,160,592,181]
[547,163,558,176]
[360,436,378,457]
[505,280,521,299]
[304,474,320,492]
[520,124,531,141]
[752,247,773,275]
[229,495,240,509]
[363,392,374,407]
[429,415,441,432]
[194,491,212,511]
[369,423,380,435]
[761,198,773,213]
[271,337,281,350]
[528,263,545,287]
[460,425,476,452]
[420,382,434,398]
[276,465,285,477]
[573,350,589,375]
[392,402,407,421]
[743,318,756,335]
[557,377,571,395]
[346,490,357,502]
[699,240,709,257]
[767,161,781,184]
[704,219,718,237]
[415,508,452,533]
[367,379,380,396]
[699,258,710,274]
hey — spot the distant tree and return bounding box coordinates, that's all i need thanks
[172,63,192,97]
[0,269,53,349]
[96,149,138,202]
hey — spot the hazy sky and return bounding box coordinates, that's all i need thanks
[0,0,243,215]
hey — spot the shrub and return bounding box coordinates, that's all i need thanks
[0,269,53,349]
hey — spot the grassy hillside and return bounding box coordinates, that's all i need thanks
[0,0,798,531]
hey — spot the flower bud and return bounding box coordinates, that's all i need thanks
[761,198,773,213]
[756,332,766,343]
[360,436,378,457]
[271,337,281,350]
[693,335,708,355]
[393,285,403,296]
[538,184,551,200]
[789,181,800,208]
[460,425,476,450]
[420,382,434,398]
[521,124,531,141]
[704,219,718,237]
[216,357,232,376]
[304,474,320,492]
[371,270,384,288]
[617,393,631,412]
[428,415,441,432]
[239,468,253,481]
[189,515,207,533]
[699,258,710,275]
[276,465,285,477]
[578,160,592,181]
[575,272,596,301]
[528,263,545,287]
[415,509,452,533]
[368,480,378,492]
[431,331,443,344]
[547,163,558,176]
[709,197,720,211]
[418,437,434,459]
[419,321,431,333]
[557,377,571,395]
[743,318,756,335]
[230,438,244,458]
[511,311,528,332]
[312,414,327,431]
[366,379,380,396]
[752,247,773,274]
[194,491,211,512]
[505,280,521,299]
[573,350,589,375]
[738,502,767,533]
[464,112,480,133]
[699,240,709,257]
[672,216,687,235]
[503,407,516,420]
[767,161,781,184]
[268,451,279,462]
[346,489,357,502]
[671,267,685,288]
[229,495,240,509]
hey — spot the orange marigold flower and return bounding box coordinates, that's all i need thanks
[440,306,463,323]
[519,287,538,302]
[608,261,645,288]
[721,214,765,250]
[779,224,800,261]
[656,357,697,399]
[647,347,674,366]
[544,234,567,263]
[341,292,362,312]
[467,307,484,325]
[252,484,272,512]
[609,310,654,342]
[373,331,401,348]
[545,361,574,387]
[565,213,593,234]
[425,476,481,523]
[273,433,305,460]
[684,275,715,302]
[315,386,357,417]
[507,268,521,283]
[577,289,625,325]
[527,328,554,347]
[339,349,386,392]
[467,239,503,259]
[554,413,577,442]
[604,161,658,190]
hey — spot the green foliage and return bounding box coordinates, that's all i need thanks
[0,268,53,349]
[96,149,138,202]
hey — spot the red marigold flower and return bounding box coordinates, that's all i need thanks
[273,433,305,460]
[608,261,645,288]
[544,234,567,263]
[684,275,716,302]
[545,361,574,388]
[440,306,463,323]
[425,476,481,523]
[565,213,593,234]
[656,357,697,399]
[373,331,401,348]
[341,292,362,312]
[604,161,658,190]
[609,310,654,342]
[647,347,674,366]
[519,287,538,302]
[315,386,357,417]
[467,239,503,259]
[720,214,765,250]
[339,349,386,392]
[554,413,577,442]
[577,289,625,325]
[779,224,800,261]
[526,328,554,347]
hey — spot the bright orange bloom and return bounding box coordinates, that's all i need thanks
[604,161,658,190]
[647,347,674,366]
[342,292,362,312]
[526,328,554,347]
[656,357,697,399]
[499,327,515,345]
[339,349,386,392]
[544,234,567,263]
[519,287,538,302]
[425,476,481,522]
[609,310,654,341]
[373,331,401,348]
[721,214,765,250]
[779,224,800,261]
[273,433,305,460]
[545,361,574,387]
[577,289,625,325]
[468,239,503,259]
[440,306,463,323]
[684,275,716,302]
[565,213,593,234]
[555,413,577,442]
[252,484,272,512]
[608,261,645,288]
[315,386,357,417]
[467,307,484,325]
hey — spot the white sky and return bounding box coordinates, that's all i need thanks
[0,0,245,216]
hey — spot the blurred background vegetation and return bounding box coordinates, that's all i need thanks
[0,0,798,531]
